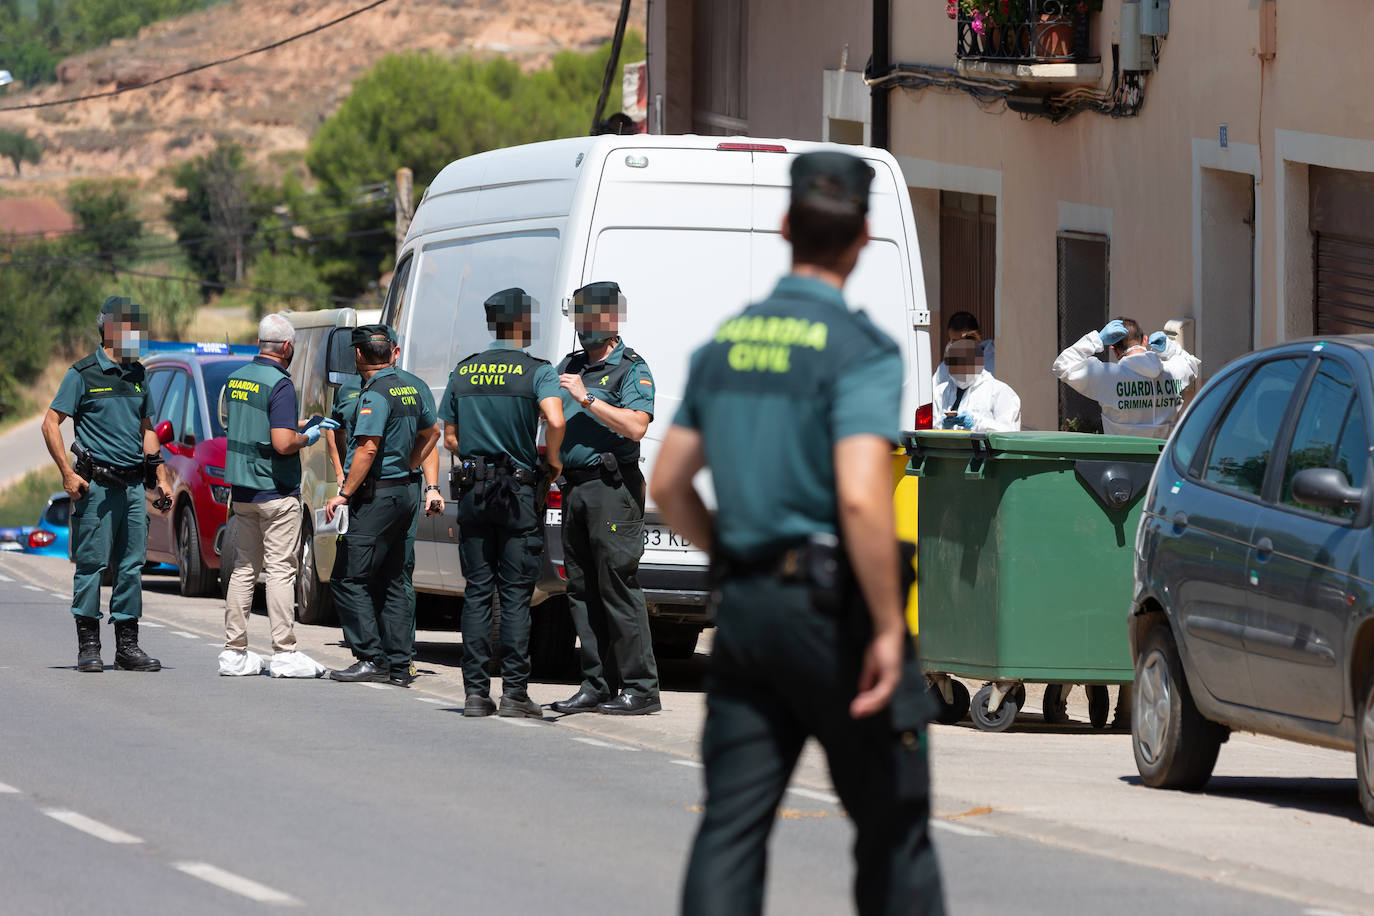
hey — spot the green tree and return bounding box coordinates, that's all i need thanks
[67,179,144,264]
[167,141,263,292]
[245,251,330,318]
[0,128,42,175]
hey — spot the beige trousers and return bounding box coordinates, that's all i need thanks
[224,495,301,653]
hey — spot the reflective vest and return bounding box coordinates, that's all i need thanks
[224,361,301,492]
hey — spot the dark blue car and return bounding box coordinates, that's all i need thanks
[1131,336,1374,823]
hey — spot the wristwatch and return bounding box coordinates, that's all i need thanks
[425,485,441,493]
[582,393,597,408]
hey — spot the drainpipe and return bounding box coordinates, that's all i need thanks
[870,0,891,149]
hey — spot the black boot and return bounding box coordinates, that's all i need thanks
[112,619,161,672]
[75,616,102,673]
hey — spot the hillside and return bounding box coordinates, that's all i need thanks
[0,0,645,185]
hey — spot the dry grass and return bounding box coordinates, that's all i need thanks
[185,304,257,345]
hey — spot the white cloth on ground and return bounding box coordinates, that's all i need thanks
[268,651,327,678]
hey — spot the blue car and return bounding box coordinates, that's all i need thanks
[23,492,70,557]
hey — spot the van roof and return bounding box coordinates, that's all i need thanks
[413,135,901,241]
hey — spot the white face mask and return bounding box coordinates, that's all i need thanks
[951,372,978,389]
[115,330,142,360]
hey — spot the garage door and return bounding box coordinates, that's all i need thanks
[1311,167,1374,335]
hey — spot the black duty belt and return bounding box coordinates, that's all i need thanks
[92,464,144,488]
[375,476,419,490]
[562,459,640,487]
[716,538,840,584]
[458,457,537,485]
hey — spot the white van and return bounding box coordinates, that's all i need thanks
[382,135,932,661]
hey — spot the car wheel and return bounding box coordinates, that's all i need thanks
[1132,624,1226,790]
[934,678,972,725]
[295,519,334,625]
[970,683,1018,732]
[1087,685,1111,729]
[176,508,216,597]
[1357,669,1374,824]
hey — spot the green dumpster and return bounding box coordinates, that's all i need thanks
[903,430,1163,732]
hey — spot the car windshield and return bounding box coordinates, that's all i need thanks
[199,358,252,437]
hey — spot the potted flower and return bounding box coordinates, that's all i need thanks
[947,0,1101,59]
[1033,0,1100,58]
[947,0,1027,55]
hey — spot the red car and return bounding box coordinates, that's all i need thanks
[142,342,257,596]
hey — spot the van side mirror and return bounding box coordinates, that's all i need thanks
[326,327,358,388]
[155,420,174,446]
[1292,467,1363,511]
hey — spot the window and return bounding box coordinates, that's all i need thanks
[44,498,69,528]
[383,254,415,338]
[1172,367,1245,474]
[1281,358,1368,519]
[198,359,250,438]
[182,380,204,444]
[158,371,190,442]
[1201,358,1306,496]
[145,369,173,417]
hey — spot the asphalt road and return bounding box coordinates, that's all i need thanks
[0,572,1322,915]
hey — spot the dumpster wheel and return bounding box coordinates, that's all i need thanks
[932,678,971,725]
[1087,685,1111,729]
[1043,684,1071,725]
[971,684,1018,732]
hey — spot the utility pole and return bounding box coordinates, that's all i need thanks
[394,167,414,261]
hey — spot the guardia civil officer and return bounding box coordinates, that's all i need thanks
[327,324,444,681]
[550,281,661,716]
[324,325,440,686]
[440,288,566,717]
[651,152,945,915]
[219,314,334,678]
[41,296,172,673]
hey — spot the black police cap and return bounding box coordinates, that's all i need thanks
[573,281,621,307]
[790,151,873,215]
[99,295,142,320]
[350,323,393,348]
[484,287,533,321]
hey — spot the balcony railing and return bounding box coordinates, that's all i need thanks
[955,0,1095,64]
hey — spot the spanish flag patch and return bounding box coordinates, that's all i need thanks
[638,379,652,386]
[359,408,373,415]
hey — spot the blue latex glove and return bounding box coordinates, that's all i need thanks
[1148,331,1168,353]
[302,417,340,446]
[952,412,974,430]
[1099,320,1129,347]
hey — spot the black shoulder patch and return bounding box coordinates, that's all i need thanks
[621,348,642,363]
[72,354,99,372]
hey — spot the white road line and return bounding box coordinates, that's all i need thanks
[43,809,142,844]
[1304,910,1358,916]
[670,759,703,769]
[22,585,43,592]
[49,592,68,600]
[0,573,13,582]
[786,787,839,805]
[0,781,19,793]
[170,631,199,639]
[932,819,992,838]
[415,697,447,705]
[490,716,541,728]
[573,737,641,751]
[173,862,301,906]
[140,622,166,628]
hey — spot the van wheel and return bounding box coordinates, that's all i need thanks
[1132,625,1226,790]
[1357,669,1374,824]
[177,507,216,597]
[530,597,576,677]
[295,518,334,625]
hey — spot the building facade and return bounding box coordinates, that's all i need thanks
[650,0,1374,430]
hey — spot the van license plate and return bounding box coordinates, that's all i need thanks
[545,509,562,526]
[643,525,694,551]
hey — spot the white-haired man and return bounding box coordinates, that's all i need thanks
[219,314,335,678]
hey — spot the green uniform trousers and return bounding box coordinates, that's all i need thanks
[457,480,541,697]
[682,576,944,916]
[70,478,147,621]
[331,483,418,677]
[405,482,421,641]
[561,472,659,700]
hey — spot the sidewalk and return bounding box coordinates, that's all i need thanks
[4,551,1372,914]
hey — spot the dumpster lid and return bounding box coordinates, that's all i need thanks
[903,430,1165,460]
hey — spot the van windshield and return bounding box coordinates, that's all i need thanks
[404,230,561,393]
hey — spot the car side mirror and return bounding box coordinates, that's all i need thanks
[326,327,358,389]
[155,420,174,446]
[1292,467,1363,511]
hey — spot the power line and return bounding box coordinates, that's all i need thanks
[0,253,373,303]
[0,0,393,112]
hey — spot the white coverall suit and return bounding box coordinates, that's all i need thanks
[933,370,1022,432]
[1051,330,1195,438]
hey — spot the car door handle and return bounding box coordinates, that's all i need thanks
[1255,536,1273,562]
[1172,511,1188,533]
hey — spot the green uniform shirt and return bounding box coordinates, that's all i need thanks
[438,340,560,472]
[557,340,655,470]
[351,366,438,479]
[335,368,436,476]
[51,348,154,467]
[674,274,902,559]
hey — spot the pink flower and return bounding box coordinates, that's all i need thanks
[971,11,986,33]
[947,1,958,18]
